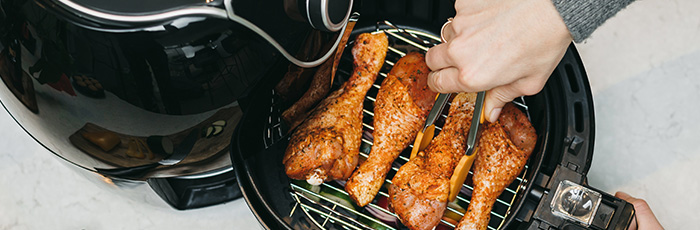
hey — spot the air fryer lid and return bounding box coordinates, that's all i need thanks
[44,0,352,34]
[0,0,282,180]
[38,0,354,75]
[39,0,227,30]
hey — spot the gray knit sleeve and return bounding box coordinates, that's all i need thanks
[551,0,636,42]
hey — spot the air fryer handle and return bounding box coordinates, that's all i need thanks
[620,202,636,230]
[607,199,635,230]
[543,167,637,229]
[589,188,636,230]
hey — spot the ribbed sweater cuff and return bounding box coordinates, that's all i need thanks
[551,0,636,42]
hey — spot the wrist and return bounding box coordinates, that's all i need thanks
[550,0,636,42]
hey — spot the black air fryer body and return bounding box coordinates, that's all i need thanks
[230,1,634,230]
[0,0,340,209]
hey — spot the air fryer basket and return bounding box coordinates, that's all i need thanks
[230,2,634,229]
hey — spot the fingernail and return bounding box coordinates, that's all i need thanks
[488,108,501,123]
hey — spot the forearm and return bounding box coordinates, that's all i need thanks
[552,0,636,42]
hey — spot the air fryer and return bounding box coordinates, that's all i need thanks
[0,0,352,210]
[230,1,635,229]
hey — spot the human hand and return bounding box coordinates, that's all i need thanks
[425,0,572,122]
[615,191,664,230]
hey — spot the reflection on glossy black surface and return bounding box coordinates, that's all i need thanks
[4,1,281,115]
[69,0,208,15]
[0,0,313,178]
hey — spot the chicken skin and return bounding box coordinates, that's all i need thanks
[345,52,437,207]
[283,33,389,185]
[389,92,477,230]
[455,103,537,230]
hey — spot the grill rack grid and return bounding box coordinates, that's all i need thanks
[265,26,531,230]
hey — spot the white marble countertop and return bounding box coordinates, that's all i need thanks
[580,0,700,228]
[2,0,698,229]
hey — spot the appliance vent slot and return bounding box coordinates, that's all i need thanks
[574,101,584,133]
[565,63,580,93]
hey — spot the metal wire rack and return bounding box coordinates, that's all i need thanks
[264,24,531,230]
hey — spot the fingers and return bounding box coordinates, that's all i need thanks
[427,67,464,93]
[615,191,664,230]
[430,71,519,123]
[425,43,454,71]
[430,69,548,123]
[426,59,521,94]
[427,19,457,71]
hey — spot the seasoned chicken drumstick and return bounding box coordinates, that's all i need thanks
[283,33,388,185]
[456,103,537,230]
[345,52,437,207]
[389,92,477,230]
[282,21,356,130]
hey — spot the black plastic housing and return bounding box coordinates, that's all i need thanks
[148,169,242,210]
[0,0,314,211]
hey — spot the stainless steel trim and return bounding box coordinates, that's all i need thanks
[304,0,352,32]
[175,166,233,179]
[321,0,353,32]
[55,0,228,23]
[305,0,313,30]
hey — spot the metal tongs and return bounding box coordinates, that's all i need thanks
[409,93,450,159]
[407,18,488,201]
[448,91,485,202]
[410,91,485,202]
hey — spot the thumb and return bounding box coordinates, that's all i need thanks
[484,84,520,123]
